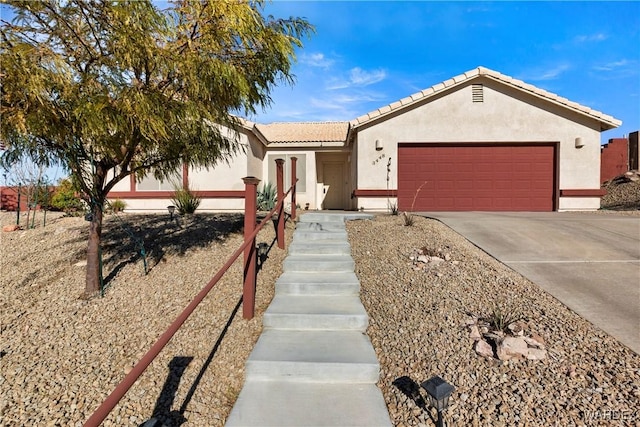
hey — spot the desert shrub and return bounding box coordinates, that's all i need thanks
[51,178,84,214]
[257,182,277,211]
[402,211,415,226]
[389,202,399,215]
[109,199,126,213]
[485,303,526,333]
[171,182,201,215]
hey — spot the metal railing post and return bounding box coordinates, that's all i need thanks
[275,159,285,249]
[242,176,260,320]
[290,157,297,221]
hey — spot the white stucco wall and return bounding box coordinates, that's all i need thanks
[110,173,131,191]
[108,127,263,212]
[354,78,604,211]
[188,130,260,191]
[189,155,247,191]
[246,134,265,179]
[262,149,318,210]
[117,198,245,212]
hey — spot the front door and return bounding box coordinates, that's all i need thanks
[323,162,344,209]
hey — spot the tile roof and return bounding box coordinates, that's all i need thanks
[255,121,350,144]
[241,67,620,145]
[350,66,622,131]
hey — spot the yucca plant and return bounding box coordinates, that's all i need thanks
[486,303,526,334]
[109,199,126,213]
[389,202,399,216]
[257,182,277,211]
[171,182,201,215]
[402,211,415,226]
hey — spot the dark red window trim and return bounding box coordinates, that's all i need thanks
[559,189,607,197]
[352,189,398,198]
[108,190,245,199]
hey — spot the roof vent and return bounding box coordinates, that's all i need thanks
[472,84,484,103]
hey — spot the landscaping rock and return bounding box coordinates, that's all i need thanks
[527,348,548,361]
[475,339,494,359]
[497,336,529,361]
[524,335,545,349]
[601,170,640,210]
[469,325,482,341]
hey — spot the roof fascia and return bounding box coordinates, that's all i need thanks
[250,124,270,146]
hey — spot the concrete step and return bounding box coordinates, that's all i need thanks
[299,213,348,223]
[288,240,351,255]
[263,295,368,330]
[276,271,360,296]
[245,329,380,383]
[292,230,348,241]
[299,212,374,223]
[283,254,355,272]
[295,221,346,231]
[225,381,393,427]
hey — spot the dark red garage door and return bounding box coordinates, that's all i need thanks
[398,144,556,211]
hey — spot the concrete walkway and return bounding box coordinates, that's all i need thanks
[226,212,392,427]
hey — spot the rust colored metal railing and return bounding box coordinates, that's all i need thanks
[84,158,296,426]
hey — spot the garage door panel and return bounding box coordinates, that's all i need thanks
[513,180,532,191]
[475,180,493,191]
[494,181,511,190]
[436,181,455,191]
[398,144,555,211]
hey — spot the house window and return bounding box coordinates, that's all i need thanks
[472,84,484,103]
[267,154,306,193]
[136,170,183,191]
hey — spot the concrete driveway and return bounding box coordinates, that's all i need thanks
[423,212,640,354]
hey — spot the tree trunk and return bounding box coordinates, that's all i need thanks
[84,200,104,298]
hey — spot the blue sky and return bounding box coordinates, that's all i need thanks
[1,0,637,152]
[251,1,640,143]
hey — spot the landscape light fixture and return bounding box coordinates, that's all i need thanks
[167,205,176,220]
[257,242,269,265]
[421,375,455,427]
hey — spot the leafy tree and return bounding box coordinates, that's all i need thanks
[0,0,312,297]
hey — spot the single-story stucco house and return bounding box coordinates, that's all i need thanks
[108,66,621,212]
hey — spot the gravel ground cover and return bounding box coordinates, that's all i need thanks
[601,178,640,211]
[2,206,638,427]
[347,214,639,427]
[0,211,291,426]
